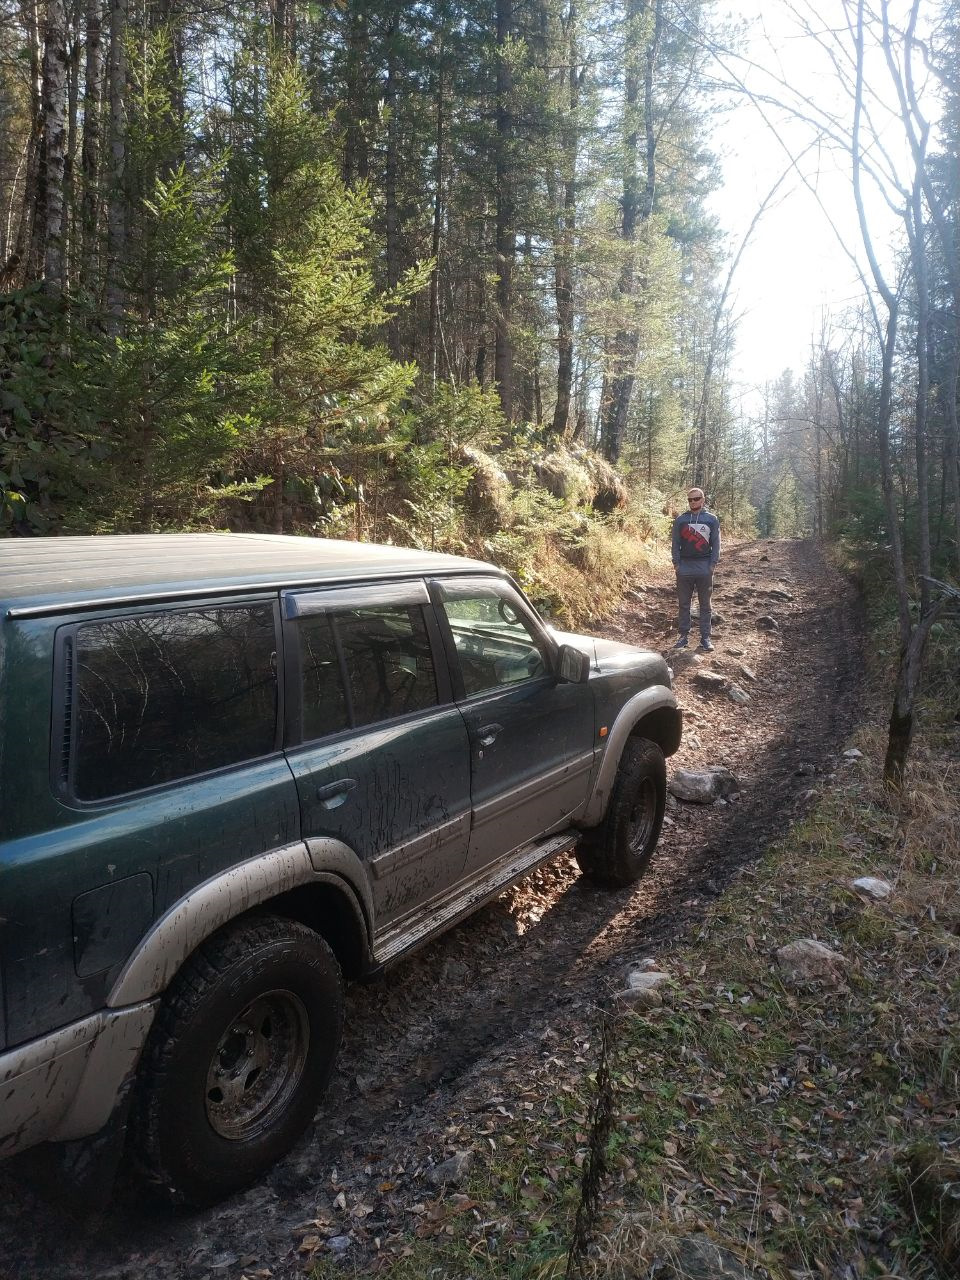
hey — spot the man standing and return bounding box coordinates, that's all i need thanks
[671,487,720,651]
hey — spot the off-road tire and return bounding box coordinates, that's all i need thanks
[575,737,666,887]
[130,914,343,1207]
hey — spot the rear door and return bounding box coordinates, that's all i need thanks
[431,577,596,877]
[283,582,471,925]
[1,599,299,1046]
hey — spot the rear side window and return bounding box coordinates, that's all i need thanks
[299,605,438,741]
[69,604,278,801]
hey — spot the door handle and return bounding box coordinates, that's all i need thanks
[477,723,503,747]
[316,778,357,809]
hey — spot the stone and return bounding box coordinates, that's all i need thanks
[775,939,847,984]
[616,971,671,1009]
[757,614,780,631]
[653,1232,755,1280]
[670,648,699,668]
[693,670,728,692]
[427,1149,474,1187]
[326,1235,352,1253]
[852,876,892,900]
[843,748,864,760]
[669,767,739,803]
[769,587,794,602]
[626,968,670,991]
[737,663,757,681]
[727,684,751,705]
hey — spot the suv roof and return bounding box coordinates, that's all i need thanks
[1,534,496,617]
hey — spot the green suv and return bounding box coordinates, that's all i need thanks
[0,534,680,1204]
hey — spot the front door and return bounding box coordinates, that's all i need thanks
[283,582,471,925]
[431,577,596,877]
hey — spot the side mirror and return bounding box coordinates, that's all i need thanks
[557,643,590,684]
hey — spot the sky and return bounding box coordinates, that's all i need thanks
[706,0,922,408]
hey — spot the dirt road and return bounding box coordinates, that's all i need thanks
[0,538,863,1280]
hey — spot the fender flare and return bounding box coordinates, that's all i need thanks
[579,685,680,826]
[108,838,373,1008]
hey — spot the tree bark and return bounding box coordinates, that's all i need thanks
[343,4,369,186]
[426,33,445,389]
[494,0,515,421]
[17,0,45,279]
[79,0,104,293]
[384,11,400,357]
[602,0,659,463]
[40,0,69,288]
[551,0,579,438]
[104,0,127,332]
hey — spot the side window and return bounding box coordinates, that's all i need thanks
[299,605,438,741]
[300,614,350,741]
[71,604,278,801]
[440,584,549,697]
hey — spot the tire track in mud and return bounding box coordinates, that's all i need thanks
[0,539,864,1280]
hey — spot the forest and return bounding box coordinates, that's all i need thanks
[1,1,959,743]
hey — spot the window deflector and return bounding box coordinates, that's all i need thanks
[284,581,430,618]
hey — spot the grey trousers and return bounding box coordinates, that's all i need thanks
[676,563,713,641]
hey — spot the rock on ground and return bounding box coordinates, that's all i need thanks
[852,876,892,900]
[650,1232,756,1280]
[669,767,739,803]
[426,1149,474,1187]
[615,969,672,1010]
[775,938,847,984]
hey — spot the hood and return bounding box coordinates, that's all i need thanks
[549,627,670,682]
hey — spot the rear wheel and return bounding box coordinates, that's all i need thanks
[131,914,343,1206]
[576,737,666,887]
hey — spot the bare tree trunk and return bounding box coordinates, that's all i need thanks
[64,31,80,288]
[384,12,400,357]
[39,0,68,287]
[601,0,649,462]
[426,38,445,389]
[79,0,104,293]
[849,0,931,788]
[17,0,45,278]
[891,0,960,573]
[551,0,579,438]
[342,5,368,187]
[104,0,127,332]
[909,177,932,615]
[494,0,515,421]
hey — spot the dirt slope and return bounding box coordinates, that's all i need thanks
[0,538,864,1280]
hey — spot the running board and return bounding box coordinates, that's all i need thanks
[372,831,580,967]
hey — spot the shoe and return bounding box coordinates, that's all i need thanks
[697,638,714,652]
[673,636,688,649]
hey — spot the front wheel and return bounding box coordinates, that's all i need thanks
[131,914,343,1206]
[576,737,666,887]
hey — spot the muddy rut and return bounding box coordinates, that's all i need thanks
[0,538,864,1280]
